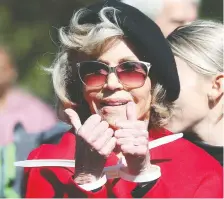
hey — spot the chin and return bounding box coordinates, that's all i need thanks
[100,113,127,129]
[165,124,184,134]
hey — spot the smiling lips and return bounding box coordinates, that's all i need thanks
[100,99,131,106]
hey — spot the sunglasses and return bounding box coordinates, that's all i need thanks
[77,61,151,89]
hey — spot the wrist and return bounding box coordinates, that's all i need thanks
[74,173,98,185]
[74,174,107,191]
[125,154,151,175]
[120,164,161,183]
[74,165,104,178]
[74,168,105,185]
[127,161,152,175]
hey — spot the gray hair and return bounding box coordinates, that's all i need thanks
[168,20,223,77]
[49,7,173,127]
[49,7,124,104]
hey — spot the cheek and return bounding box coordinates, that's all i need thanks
[131,79,152,120]
[178,75,209,110]
[83,89,99,114]
[174,86,209,121]
[167,89,208,133]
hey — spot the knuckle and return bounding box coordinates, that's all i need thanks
[114,130,120,138]
[116,138,122,145]
[128,150,135,155]
[85,134,96,143]
[78,128,88,140]
[120,144,125,151]
[107,128,114,134]
[121,144,128,152]
[135,149,144,156]
[91,114,101,120]
[88,114,102,124]
[86,138,94,145]
[92,143,101,151]
[107,130,113,138]
[101,120,109,127]
[139,136,148,143]
[98,149,108,157]
[77,127,84,136]
[135,121,145,129]
[111,137,117,144]
[115,121,122,126]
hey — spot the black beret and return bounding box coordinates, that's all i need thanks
[79,0,180,102]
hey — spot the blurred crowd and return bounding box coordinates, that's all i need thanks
[0,0,223,197]
[0,47,70,197]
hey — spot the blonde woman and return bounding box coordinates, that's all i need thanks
[24,1,222,198]
[166,20,223,165]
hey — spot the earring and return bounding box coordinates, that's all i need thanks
[208,93,216,108]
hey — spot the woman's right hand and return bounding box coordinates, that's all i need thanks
[65,109,116,184]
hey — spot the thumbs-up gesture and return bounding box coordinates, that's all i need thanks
[114,102,151,175]
[65,109,116,184]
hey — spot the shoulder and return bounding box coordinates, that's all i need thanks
[150,128,221,169]
[150,129,222,196]
[149,128,223,197]
[27,131,75,161]
[151,129,222,172]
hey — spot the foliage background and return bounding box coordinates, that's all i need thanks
[0,0,223,105]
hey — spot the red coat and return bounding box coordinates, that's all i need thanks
[24,129,223,198]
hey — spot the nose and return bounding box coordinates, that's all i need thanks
[103,72,123,91]
[186,2,199,23]
[187,9,197,23]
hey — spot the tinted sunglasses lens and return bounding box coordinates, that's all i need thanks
[116,62,148,88]
[78,62,108,87]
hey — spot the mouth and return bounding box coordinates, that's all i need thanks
[100,99,131,107]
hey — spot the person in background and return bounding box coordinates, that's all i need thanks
[0,46,69,197]
[166,20,223,165]
[121,0,201,36]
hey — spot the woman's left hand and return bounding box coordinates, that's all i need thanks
[114,102,151,175]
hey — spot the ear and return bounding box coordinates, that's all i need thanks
[208,73,224,103]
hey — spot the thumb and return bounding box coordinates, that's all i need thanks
[64,108,82,132]
[126,101,137,121]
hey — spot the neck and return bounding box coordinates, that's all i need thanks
[192,99,223,146]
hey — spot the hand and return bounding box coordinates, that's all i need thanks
[65,109,116,184]
[114,102,151,175]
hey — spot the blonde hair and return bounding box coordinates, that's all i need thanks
[49,7,173,127]
[168,20,223,77]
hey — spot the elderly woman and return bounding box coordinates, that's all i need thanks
[166,21,223,165]
[24,1,223,198]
